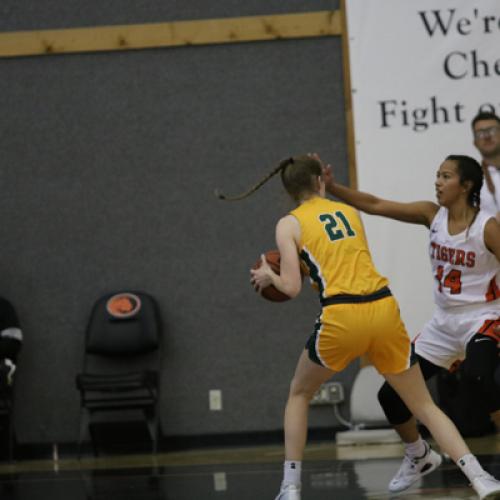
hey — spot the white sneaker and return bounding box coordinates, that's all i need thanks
[471,472,500,499]
[274,483,301,500]
[388,442,442,493]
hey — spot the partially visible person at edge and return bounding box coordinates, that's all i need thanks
[246,155,500,500]
[472,111,500,221]
[472,111,500,441]
[470,112,500,429]
[314,152,500,497]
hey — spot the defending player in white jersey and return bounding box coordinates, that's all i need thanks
[422,207,499,370]
[314,153,500,499]
[430,208,499,307]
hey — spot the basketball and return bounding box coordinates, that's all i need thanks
[252,249,291,302]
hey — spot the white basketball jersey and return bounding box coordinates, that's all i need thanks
[429,207,500,308]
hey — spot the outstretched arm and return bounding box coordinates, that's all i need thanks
[315,155,439,227]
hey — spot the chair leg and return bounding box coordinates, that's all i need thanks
[145,408,159,455]
[78,409,90,458]
[7,415,14,462]
[5,407,14,462]
[152,414,159,455]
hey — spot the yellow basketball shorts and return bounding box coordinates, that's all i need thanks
[306,295,411,375]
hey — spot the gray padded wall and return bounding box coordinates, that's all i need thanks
[0,0,357,444]
[0,1,339,30]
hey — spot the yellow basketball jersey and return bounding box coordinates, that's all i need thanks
[290,196,388,299]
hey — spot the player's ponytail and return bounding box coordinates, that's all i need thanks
[214,157,294,201]
[215,155,322,202]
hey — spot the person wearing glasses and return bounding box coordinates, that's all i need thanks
[472,112,500,221]
[471,111,500,432]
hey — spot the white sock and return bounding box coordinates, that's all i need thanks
[457,454,486,482]
[404,437,427,458]
[283,460,302,486]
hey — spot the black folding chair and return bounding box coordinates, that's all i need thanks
[75,291,162,456]
[0,297,23,462]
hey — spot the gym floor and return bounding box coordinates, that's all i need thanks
[0,435,498,499]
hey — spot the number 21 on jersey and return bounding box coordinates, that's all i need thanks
[319,211,356,241]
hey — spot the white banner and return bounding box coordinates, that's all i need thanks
[345,0,500,336]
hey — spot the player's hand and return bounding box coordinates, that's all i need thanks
[322,163,334,189]
[250,255,273,292]
[309,153,334,188]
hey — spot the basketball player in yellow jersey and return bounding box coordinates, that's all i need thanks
[288,196,410,374]
[246,156,500,500]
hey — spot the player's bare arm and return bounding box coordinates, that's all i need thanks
[249,216,302,297]
[311,153,438,227]
[272,216,302,298]
[330,183,437,227]
[483,217,500,263]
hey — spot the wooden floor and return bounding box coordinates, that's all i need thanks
[0,435,498,499]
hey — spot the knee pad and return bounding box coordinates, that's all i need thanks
[464,335,500,412]
[464,334,497,382]
[377,382,412,426]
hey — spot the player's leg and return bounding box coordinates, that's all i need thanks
[284,349,335,459]
[385,363,500,499]
[464,333,500,434]
[275,349,335,500]
[378,354,443,492]
[385,363,468,460]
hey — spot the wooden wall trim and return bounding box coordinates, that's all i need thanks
[0,10,341,58]
[340,0,357,190]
